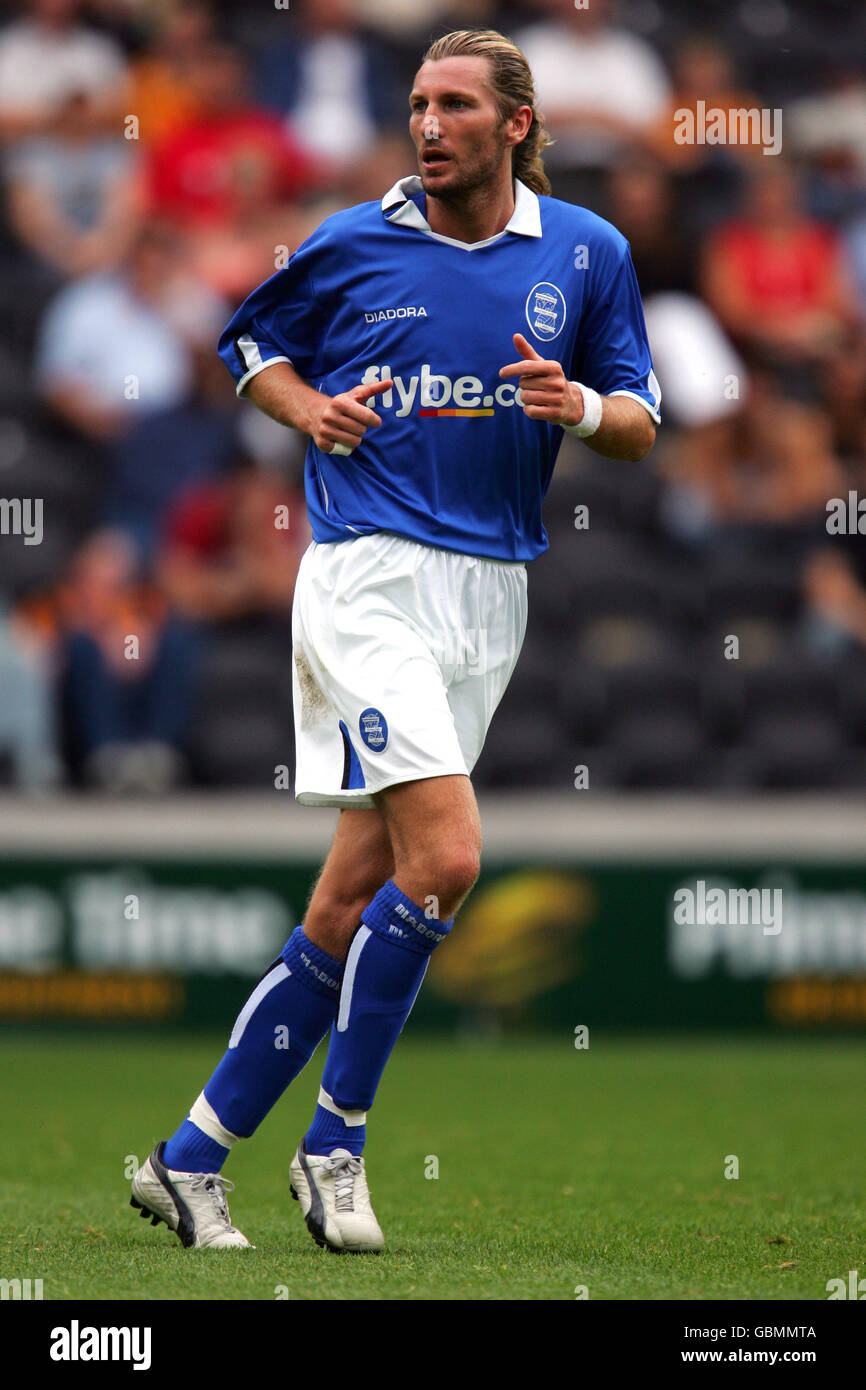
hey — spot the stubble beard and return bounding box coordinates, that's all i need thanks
[421,137,510,209]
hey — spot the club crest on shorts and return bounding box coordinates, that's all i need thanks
[525,281,566,342]
[359,707,388,752]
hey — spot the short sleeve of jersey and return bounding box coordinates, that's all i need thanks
[217,229,328,396]
[572,233,661,424]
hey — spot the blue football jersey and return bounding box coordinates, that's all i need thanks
[218,175,661,562]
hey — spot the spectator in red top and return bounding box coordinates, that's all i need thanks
[145,42,324,297]
[701,161,859,372]
[158,459,311,623]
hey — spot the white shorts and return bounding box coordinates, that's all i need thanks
[291,532,528,808]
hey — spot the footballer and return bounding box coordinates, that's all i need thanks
[130,28,660,1253]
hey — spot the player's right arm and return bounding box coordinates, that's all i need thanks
[217,219,393,455]
[244,360,394,456]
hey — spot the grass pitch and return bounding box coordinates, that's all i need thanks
[1,1031,863,1301]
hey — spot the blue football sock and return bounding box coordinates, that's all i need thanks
[161,1118,228,1174]
[162,927,343,1172]
[305,880,453,1157]
[304,1087,368,1157]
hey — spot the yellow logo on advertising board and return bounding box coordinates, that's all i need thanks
[428,870,594,1009]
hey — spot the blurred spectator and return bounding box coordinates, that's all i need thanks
[515,0,671,191]
[643,292,745,429]
[146,41,320,296]
[125,0,215,146]
[0,0,128,141]
[819,330,866,464]
[255,0,402,174]
[804,500,866,658]
[844,212,866,319]
[659,378,843,550]
[646,34,766,236]
[0,601,60,789]
[355,0,450,48]
[158,459,310,623]
[4,87,142,278]
[605,158,698,297]
[317,126,417,209]
[728,393,842,528]
[649,35,766,173]
[352,0,508,98]
[156,458,309,786]
[33,225,224,442]
[789,66,866,180]
[0,1,864,795]
[791,66,866,225]
[701,162,860,380]
[19,529,199,791]
[104,343,243,563]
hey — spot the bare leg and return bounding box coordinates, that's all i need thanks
[295,772,482,1238]
[374,772,482,921]
[303,805,396,960]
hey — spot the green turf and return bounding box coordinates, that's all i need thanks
[1,1032,863,1300]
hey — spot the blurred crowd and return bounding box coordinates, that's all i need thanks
[0,0,865,793]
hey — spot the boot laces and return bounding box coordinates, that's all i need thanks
[329,1154,362,1212]
[189,1173,237,1228]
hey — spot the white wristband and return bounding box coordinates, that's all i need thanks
[329,441,353,456]
[563,382,603,438]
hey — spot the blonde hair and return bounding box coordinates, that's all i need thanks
[421,28,552,196]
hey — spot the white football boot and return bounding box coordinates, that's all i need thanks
[289,1143,384,1253]
[130,1143,252,1249]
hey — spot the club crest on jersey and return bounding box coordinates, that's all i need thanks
[359,707,388,752]
[526,282,566,342]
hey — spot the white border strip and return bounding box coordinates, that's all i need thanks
[608,389,661,425]
[1,795,865,861]
[228,961,290,1048]
[235,354,293,397]
[316,1086,366,1126]
[337,925,371,1032]
[189,1090,240,1148]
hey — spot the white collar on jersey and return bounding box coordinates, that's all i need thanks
[381,174,542,250]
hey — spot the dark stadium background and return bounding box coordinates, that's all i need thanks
[0,0,865,1041]
[2,0,866,1310]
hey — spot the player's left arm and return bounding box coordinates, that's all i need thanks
[499,333,656,462]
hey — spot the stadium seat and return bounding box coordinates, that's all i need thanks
[705,555,803,626]
[744,711,847,789]
[187,621,293,786]
[741,660,841,722]
[472,703,564,790]
[839,661,866,745]
[604,710,714,788]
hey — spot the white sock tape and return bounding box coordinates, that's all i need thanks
[317,1087,367,1127]
[189,1091,241,1149]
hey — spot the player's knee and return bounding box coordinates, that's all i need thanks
[305,881,383,959]
[453,845,481,893]
[313,853,392,918]
[447,852,481,908]
[414,845,480,911]
[319,880,380,923]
